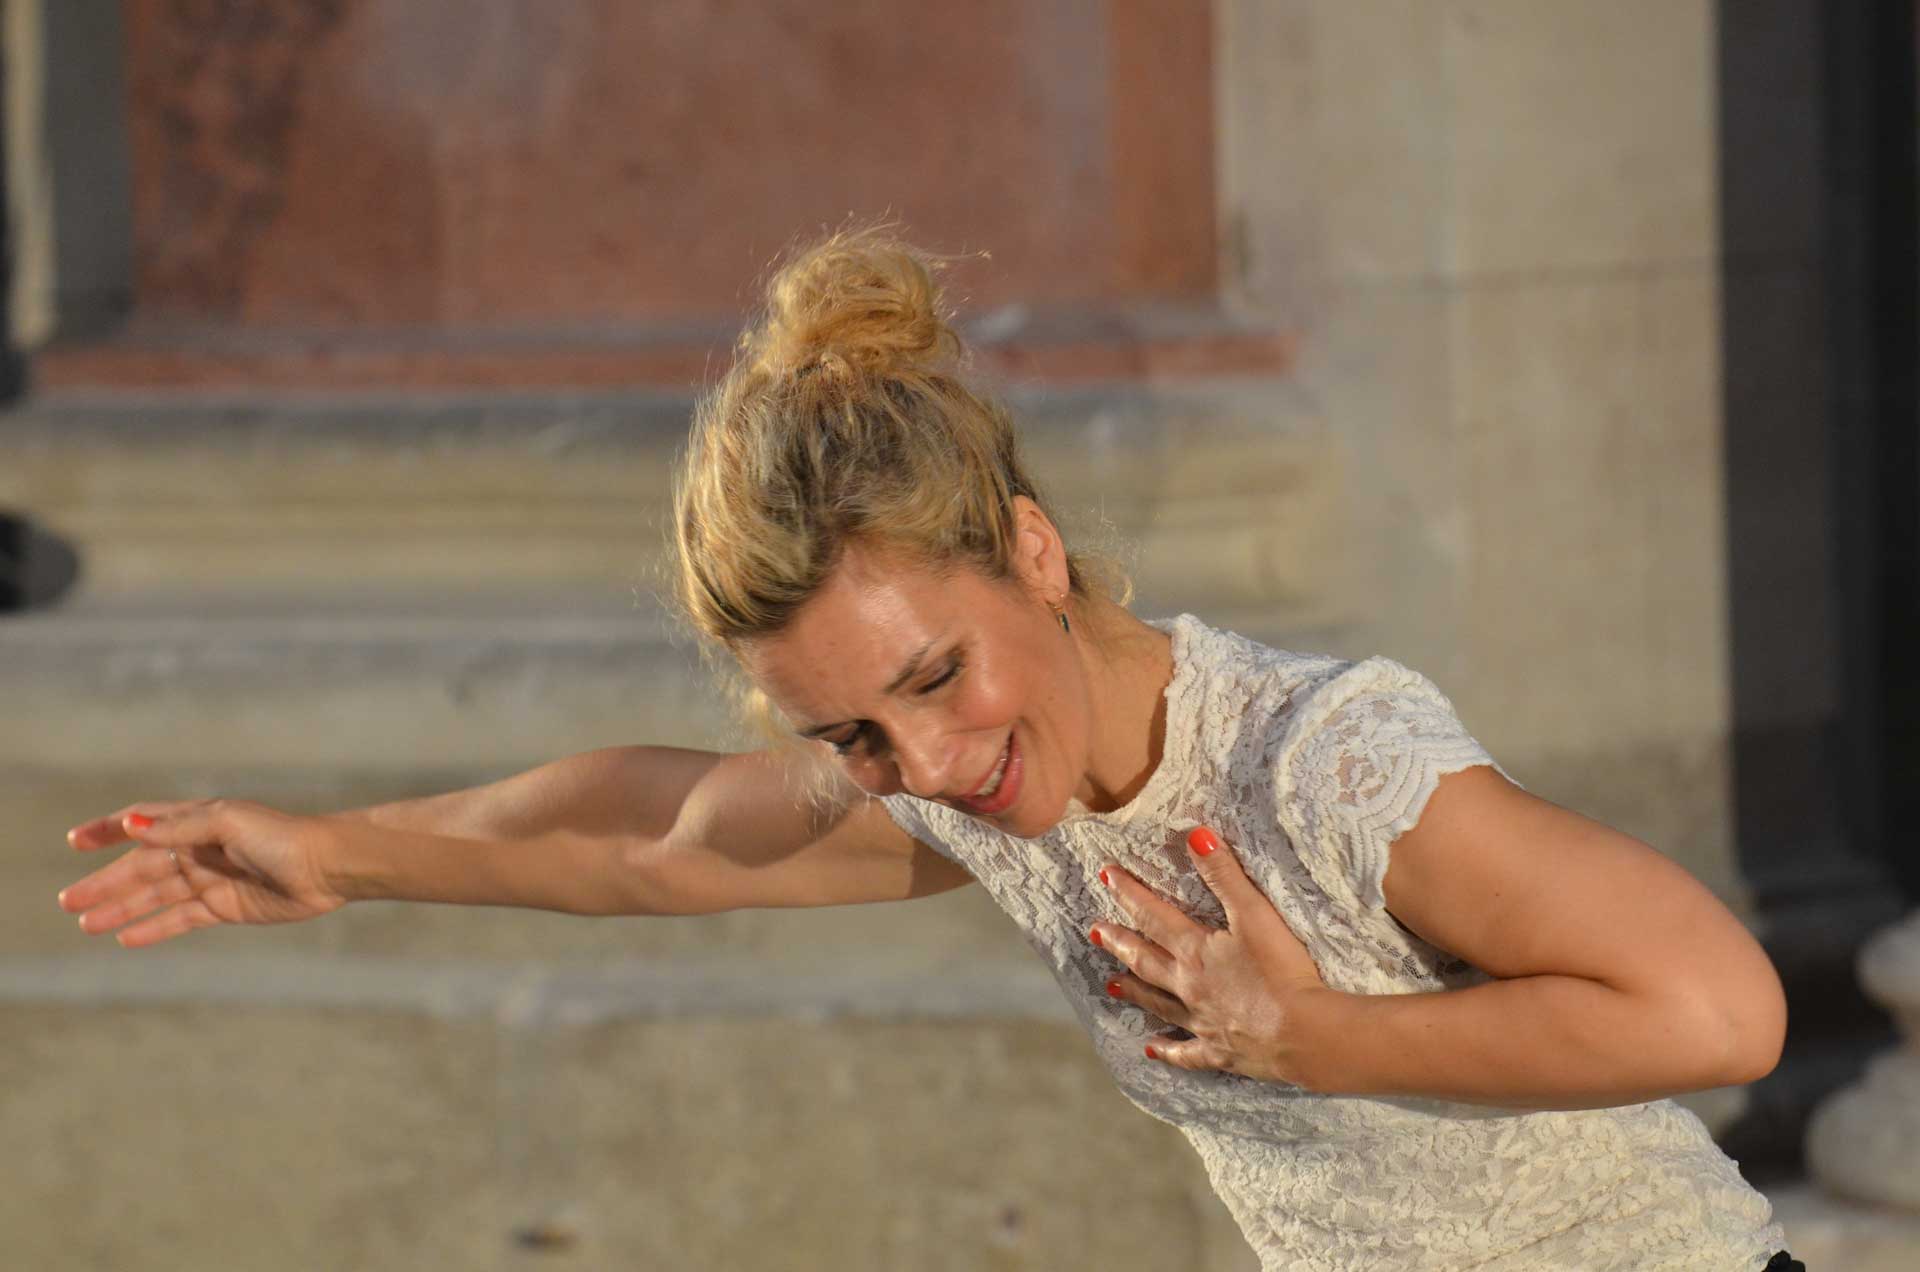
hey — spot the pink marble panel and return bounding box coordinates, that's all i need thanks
[124,0,1219,329]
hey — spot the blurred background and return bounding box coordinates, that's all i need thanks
[2,1,1917,1268]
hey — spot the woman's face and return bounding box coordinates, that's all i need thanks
[739,528,1091,839]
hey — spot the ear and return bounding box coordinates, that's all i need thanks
[1008,495,1070,597]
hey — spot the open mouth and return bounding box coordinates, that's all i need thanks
[954,730,1022,816]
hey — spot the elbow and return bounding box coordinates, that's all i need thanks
[617,833,733,917]
[1721,978,1788,1087]
[1671,970,1787,1090]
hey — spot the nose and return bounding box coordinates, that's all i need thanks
[889,720,957,800]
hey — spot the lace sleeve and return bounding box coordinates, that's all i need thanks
[1272,656,1510,912]
[878,794,963,866]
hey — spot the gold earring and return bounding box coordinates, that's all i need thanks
[1048,596,1071,634]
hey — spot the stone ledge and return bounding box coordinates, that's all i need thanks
[0,951,1075,1025]
[0,1003,1256,1271]
[30,305,1293,394]
[1768,1184,1920,1272]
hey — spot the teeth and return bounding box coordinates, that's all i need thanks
[975,743,1010,799]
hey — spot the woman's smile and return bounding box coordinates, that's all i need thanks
[951,729,1023,817]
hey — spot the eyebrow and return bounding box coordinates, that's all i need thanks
[795,639,933,739]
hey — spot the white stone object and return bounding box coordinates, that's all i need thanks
[1808,910,1920,1209]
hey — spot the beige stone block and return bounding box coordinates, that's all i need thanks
[1511,732,1740,904]
[1293,285,1471,683]
[546,1017,1254,1271]
[4,389,1337,625]
[1451,268,1728,759]
[0,1004,1252,1271]
[1444,0,1717,276]
[0,624,734,771]
[0,419,676,607]
[1217,0,1451,310]
[0,1005,498,1272]
[1769,1184,1920,1272]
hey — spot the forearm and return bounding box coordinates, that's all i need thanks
[318,817,650,916]
[336,745,725,842]
[1293,975,1751,1111]
[322,746,732,916]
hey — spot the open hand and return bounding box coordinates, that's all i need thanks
[1091,826,1330,1084]
[58,800,346,947]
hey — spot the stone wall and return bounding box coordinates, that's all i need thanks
[1218,0,1740,900]
[0,3,1787,1269]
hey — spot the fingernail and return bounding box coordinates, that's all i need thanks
[1144,1044,1159,1060]
[1187,826,1218,857]
[1106,979,1123,998]
[1098,868,1110,887]
[126,814,154,831]
[1088,927,1103,948]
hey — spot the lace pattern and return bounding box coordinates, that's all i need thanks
[882,615,1783,1270]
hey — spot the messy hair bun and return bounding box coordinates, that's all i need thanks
[744,228,963,385]
[673,223,1117,665]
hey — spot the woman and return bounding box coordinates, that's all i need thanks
[58,228,1801,1271]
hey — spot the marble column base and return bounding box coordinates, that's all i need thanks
[1806,910,1920,1209]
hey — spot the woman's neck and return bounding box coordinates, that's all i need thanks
[1072,604,1176,814]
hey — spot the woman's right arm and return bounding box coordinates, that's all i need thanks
[59,746,971,946]
[326,745,971,915]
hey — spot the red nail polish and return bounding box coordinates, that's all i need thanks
[1144,1044,1159,1060]
[1098,868,1110,887]
[1187,826,1218,856]
[127,814,154,831]
[1106,979,1123,997]
[1089,927,1103,948]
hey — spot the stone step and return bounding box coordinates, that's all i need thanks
[0,387,1344,774]
[1769,1184,1920,1272]
[0,1001,1258,1271]
[0,599,726,770]
[0,388,1343,625]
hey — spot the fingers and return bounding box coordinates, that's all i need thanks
[124,802,230,856]
[1098,863,1204,955]
[1104,971,1189,1027]
[66,801,209,852]
[1184,826,1271,931]
[1143,1028,1227,1073]
[114,896,221,949]
[57,841,189,915]
[1088,920,1178,989]
[73,871,196,937]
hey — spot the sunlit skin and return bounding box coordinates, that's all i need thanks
[738,498,1177,838]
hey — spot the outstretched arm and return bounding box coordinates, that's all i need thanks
[325,745,971,914]
[59,745,971,947]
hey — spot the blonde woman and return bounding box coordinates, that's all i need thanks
[59,229,1802,1271]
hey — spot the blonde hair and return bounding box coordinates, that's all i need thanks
[672,225,1121,693]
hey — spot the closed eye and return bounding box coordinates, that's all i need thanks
[824,653,963,756]
[828,724,875,757]
[919,656,963,694]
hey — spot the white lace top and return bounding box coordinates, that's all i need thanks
[882,614,1784,1271]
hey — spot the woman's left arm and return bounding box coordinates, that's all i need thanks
[1094,766,1787,1110]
